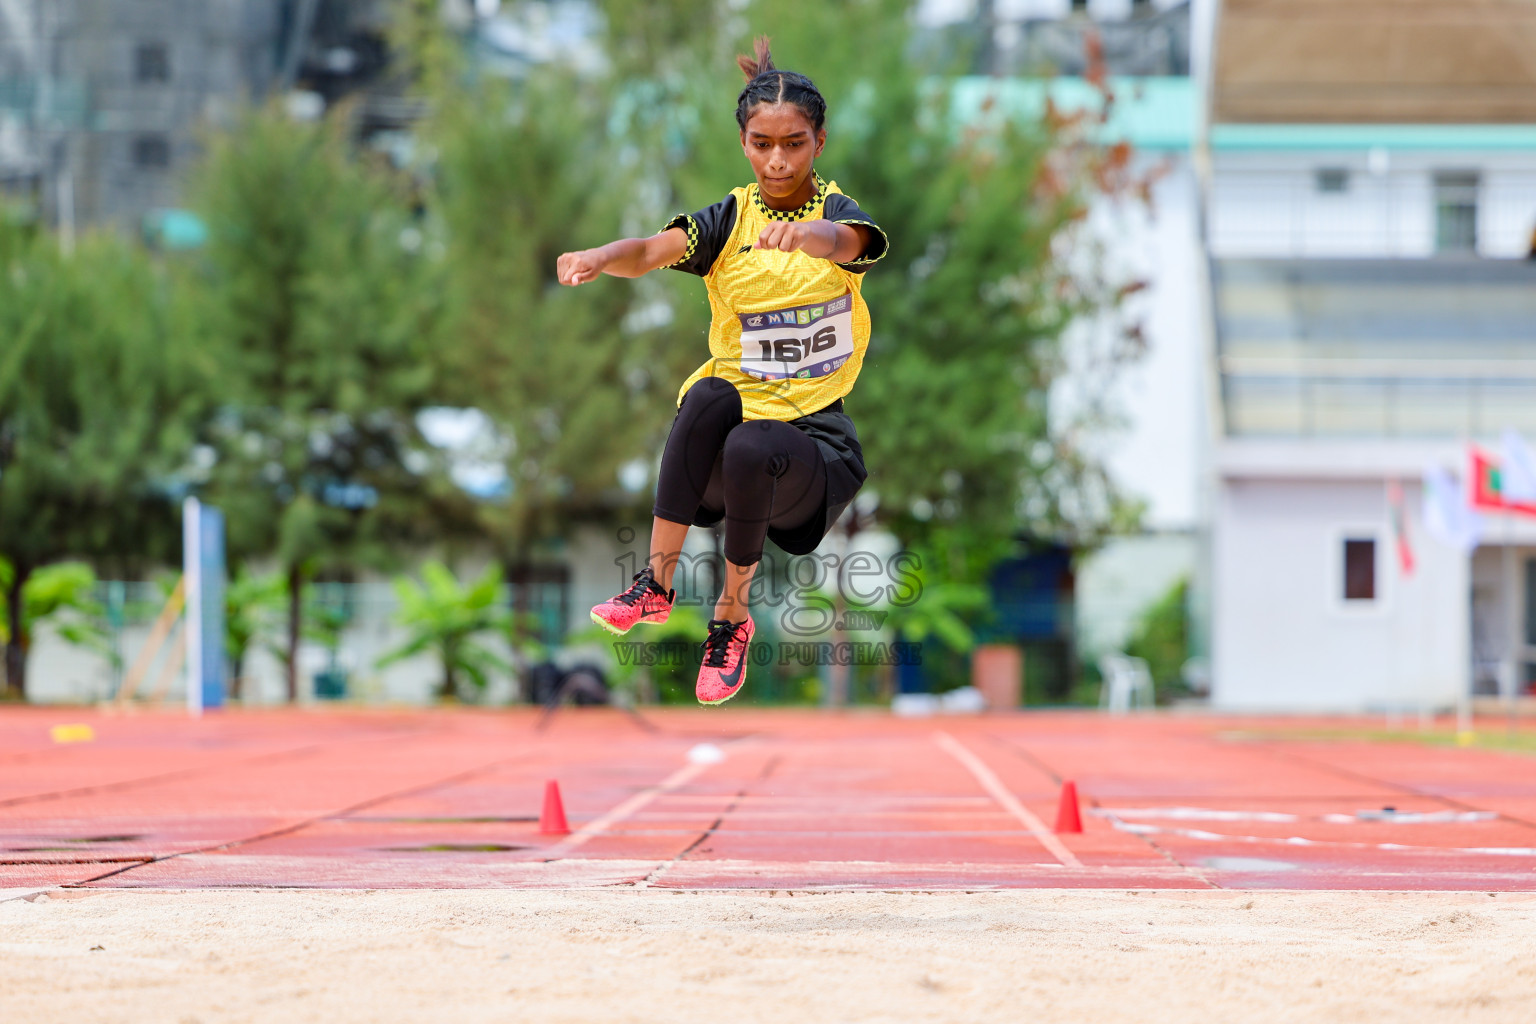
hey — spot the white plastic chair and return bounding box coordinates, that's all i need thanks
[1098,653,1154,713]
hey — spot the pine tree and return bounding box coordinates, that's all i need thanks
[0,221,198,697]
[190,106,467,701]
[418,59,697,564]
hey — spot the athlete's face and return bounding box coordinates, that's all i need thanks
[740,103,826,209]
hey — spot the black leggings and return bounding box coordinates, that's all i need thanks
[653,377,827,567]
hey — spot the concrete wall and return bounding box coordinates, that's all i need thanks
[1056,159,1207,532]
[1100,162,1207,531]
[1212,475,1469,711]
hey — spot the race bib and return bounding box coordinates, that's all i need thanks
[737,293,854,381]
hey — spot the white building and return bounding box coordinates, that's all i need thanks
[1203,0,1536,710]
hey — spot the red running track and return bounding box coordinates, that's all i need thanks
[5,707,1536,892]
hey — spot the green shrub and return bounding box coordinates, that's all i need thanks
[1124,577,1190,703]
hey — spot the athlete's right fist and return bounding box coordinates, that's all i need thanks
[557,249,607,286]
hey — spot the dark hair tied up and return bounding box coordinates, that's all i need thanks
[734,35,826,133]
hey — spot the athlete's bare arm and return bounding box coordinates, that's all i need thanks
[755,220,870,263]
[556,227,689,286]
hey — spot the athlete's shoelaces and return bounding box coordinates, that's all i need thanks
[701,621,742,667]
[614,569,658,606]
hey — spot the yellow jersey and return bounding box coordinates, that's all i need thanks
[662,174,888,422]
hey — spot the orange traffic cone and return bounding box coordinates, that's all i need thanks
[1054,780,1083,834]
[540,779,570,835]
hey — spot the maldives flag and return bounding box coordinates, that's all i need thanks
[1469,447,1536,517]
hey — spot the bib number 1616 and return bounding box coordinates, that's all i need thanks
[758,326,837,365]
[737,293,855,382]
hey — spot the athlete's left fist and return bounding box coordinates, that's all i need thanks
[755,221,813,253]
[556,249,607,286]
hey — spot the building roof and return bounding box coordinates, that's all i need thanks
[1213,0,1536,124]
[950,76,1195,151]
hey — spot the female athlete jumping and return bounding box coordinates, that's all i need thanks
[557,37,887,705]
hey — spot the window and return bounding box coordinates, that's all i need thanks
[1315,167,1349,194]
[1434,171,1479,253]
[1342,538,1376,601]
[133,134,170,169]
[135,42,169,83]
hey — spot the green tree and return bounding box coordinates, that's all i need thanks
[417,66,695,565]
[190,105,468,702]
[0,220,198,697]
[377,561,512,699]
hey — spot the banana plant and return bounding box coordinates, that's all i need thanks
[376,561,512,700]
[0,559,114,681]
[225,569,287,691]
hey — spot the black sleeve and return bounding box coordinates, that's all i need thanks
[822,193,890,273]
[660,194,737,277]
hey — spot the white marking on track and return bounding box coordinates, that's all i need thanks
[1325,810,1497,825]
[1094,807,1299,823]
[1098,807,1499,826]
[542,758,714,860]
[1103,817,1536,857]
[934,732,1081,868]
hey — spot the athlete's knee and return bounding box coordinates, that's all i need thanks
[722,542,764,569]
[723,421,789,477]
[672,381,742,444]
[679,377,739,415]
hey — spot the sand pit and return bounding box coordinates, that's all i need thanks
[4,888,1536,1023]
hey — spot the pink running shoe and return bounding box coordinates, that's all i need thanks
[590,566,675,635]
[696,617,754,705]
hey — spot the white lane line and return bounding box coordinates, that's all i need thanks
[935,731,1081,868]
[1105,816,1536,856]
[1094,807,1499,825]
[541,759,713,860]
[1095,807,1300,823]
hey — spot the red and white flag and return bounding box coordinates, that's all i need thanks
[1386,480,1415,575]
